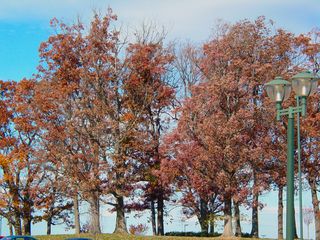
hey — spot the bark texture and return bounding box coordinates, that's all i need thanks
[74,193,80,234]
[157,194,164,236]
[250,193,259,237]
[209,220,214,234]
[113,195,128,234]
[278,186,284,239]
[22,201,32,235]
[22,218,31,235]
[47,217,52,235]
[234,200,242,237]
[222,197,233,237]
[88,192,101,234]
[13,216,22,235]
[293,207,298,239]
[151,200,157,235]
[9,222,13,235]
[199,198,208,233]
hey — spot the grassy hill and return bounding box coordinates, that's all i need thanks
[36,233,265,240]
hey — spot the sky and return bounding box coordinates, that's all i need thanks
[1,0,320,81]
[0,0,319,238]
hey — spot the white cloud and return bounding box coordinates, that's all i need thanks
[0,0,319,41]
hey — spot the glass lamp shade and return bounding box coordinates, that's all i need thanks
[265,77,292,102]
[291,71,319,96]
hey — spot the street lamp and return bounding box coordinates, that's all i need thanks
[265,71,319,240]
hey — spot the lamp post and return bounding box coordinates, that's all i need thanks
[265,71,319,240]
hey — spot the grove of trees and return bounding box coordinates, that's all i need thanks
[0,9,319,239]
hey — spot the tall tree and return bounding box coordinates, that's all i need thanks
[0,79,44,235]
[124,36,176,235]
[163,17,309,238]
[36,11,122,234]
[298,29,320,240]
[33,165,74,235]
[162,127,223,234]
[36,10,176,235]
[200,17,311,237]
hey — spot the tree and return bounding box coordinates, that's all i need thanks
[36,10,177,235]
[161,127,223,233]
[124,33,176,235]
[163,17,310,238]
[298,29,320,240]
[200,17,313,237]
[36,11,122,234]
[174,42,202,98]
[33,165,74,235]
[0,79,44,235]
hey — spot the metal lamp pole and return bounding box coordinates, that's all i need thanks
[265,71,319,240]
[276,100,304,240]
[296,96,303,240]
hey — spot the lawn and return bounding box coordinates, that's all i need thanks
[36,233,265,240]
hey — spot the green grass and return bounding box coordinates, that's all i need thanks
[35,233,265,240]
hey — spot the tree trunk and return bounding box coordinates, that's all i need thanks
[209,219,214,234]
[22,202,32,236]
[88,192,101,234]
[234,200,241,237]
[250,193,259,237]
[199,198,208,234]
[113,195,128,234]
[21,223,25,235]
[293,206,298,239]
[74,193,80,234]
[157,194,164,236]
[13,223,22,235]
[309,178,320,240]
[222,197,233,237]
[12,187,22,235]
[250,170,259,238]
[13,216,22,235]
[47,216,52,235]
[22,218,31,235]
[151,199,157,235]
[9,221,13,235]
[278,186,284,239]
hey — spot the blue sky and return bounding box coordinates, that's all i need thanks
[0,0,319,238]
[1,0,320,81]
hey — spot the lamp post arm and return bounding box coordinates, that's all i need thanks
[277,106,304,118]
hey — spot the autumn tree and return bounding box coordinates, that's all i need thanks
[200,17,318,237]
[163,78,253,237]
[297,29,320,240]
[33,78,83,234]
[161,111,224,234]
[124,29,177,235]
[174,42,202,98]
[162,17,311,238]
[1,9,317,238]
[33,163,74,235]
[36,10,177,235]
[36,12,122,234]
[267,126,287,239]
[0,79,45,235]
